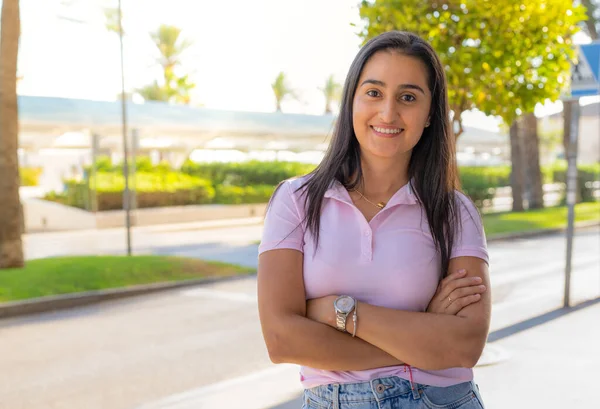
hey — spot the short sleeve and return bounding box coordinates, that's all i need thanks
[451,192,489,265]
[258,180,306,255]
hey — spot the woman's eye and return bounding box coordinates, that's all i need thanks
[401,94,416,102]
[366,90,380,97]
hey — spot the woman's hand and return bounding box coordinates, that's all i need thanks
[306,269,487,328]
[427,269,486,315]
[306,295,338,327]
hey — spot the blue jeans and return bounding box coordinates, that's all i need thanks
[302,376,485,409]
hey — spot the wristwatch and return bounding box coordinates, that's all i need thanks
[334,295,356,332]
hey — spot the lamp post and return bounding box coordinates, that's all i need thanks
[117,0,132,256]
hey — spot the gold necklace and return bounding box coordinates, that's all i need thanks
[351,189,386,209]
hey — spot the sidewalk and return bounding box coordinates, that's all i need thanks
[473,299,599,409]
[134,298,599,409]
[268,299,600,409]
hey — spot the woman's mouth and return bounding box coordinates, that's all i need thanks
[371,126,404,137]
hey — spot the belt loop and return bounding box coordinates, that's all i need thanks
[332,384,340,409]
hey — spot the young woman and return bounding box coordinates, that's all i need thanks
[257,31,490,409]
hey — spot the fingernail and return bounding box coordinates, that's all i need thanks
[479,285,486,290]
[458,269,467,275]
[472,277,482,282]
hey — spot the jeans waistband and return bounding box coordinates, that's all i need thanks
[306,375,422,404]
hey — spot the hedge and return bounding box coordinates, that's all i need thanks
[458,166,511,207]
[55,172,215,211]
[180,159,316,186]
[214,184,276,204]
[44,159,598,211]
[546,161,599,203]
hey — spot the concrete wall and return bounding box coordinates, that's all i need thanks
[95,203,268,229]
[23,198,97,232]
[23,200,268,233]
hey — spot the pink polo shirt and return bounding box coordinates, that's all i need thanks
[258,175,489,388]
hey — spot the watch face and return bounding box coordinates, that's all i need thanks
[335,296,354,313]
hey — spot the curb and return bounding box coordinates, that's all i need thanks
[0,273,256,320]
[487,220,599,242]
[2,222,598,320]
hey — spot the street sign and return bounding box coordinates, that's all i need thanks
[569,41,600,98]
[562,41,600,307]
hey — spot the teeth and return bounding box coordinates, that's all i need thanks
[373,126,402,134]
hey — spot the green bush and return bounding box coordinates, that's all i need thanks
[181,160,316,186]
[20,167,43,186]
[52,160,595,211]
[96,188,214,210]
[214,184,276,204]
[89,156,172,173]
[95,156,118,172]
[546,161,599,203]
[43,190,68,205]
[458,166,511,208]
[133,156,155,172]
[93,171,211,193]
[52,172,215,210]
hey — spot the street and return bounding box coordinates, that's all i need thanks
[1,225,598,408]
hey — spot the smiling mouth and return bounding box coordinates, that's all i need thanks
[371,126,404,136]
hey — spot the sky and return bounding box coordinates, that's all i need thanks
[13,0,599,132]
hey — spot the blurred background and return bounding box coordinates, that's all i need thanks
[0,1,599,408]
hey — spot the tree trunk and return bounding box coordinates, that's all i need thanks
[582,0,599,40]
[509,119,525,211]
[522,113,545,209]
[0,0,24,268]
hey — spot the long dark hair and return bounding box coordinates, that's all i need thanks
[273,31,462,277]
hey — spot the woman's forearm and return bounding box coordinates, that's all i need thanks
[346,302,488,370]
[266,313,404,371]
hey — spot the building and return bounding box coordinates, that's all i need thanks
[17,95,511,190]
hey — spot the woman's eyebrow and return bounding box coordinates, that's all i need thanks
[359,79,425,95]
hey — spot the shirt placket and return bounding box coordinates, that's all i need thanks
[362,225,373,261]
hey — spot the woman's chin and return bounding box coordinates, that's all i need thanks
[362,146,411,160]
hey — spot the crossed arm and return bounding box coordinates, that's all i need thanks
[257,249,491,371]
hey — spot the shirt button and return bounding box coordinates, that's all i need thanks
[364,230,371,236]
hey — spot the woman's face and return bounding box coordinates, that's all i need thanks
[352,50,432,162]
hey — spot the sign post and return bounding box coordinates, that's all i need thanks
[563,41,600,307]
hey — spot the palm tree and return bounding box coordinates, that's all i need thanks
[271,72,295,112]
[320,74,342,114]
[0,0,24,268]
[137,81,169,102]
[137,24,195,104]
[150,25,192,79]
[103,7,121,34]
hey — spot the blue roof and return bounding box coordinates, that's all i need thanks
[18,95,337,136]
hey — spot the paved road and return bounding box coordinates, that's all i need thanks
[1,226,598,408]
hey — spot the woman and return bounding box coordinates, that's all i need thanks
[257,31,490,409]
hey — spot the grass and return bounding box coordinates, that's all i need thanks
[483,202,600,237]
[0,255,254,303]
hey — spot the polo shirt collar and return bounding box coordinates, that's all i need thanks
[324,178,418,206]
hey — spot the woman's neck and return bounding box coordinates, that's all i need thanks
[357,155,410,198]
